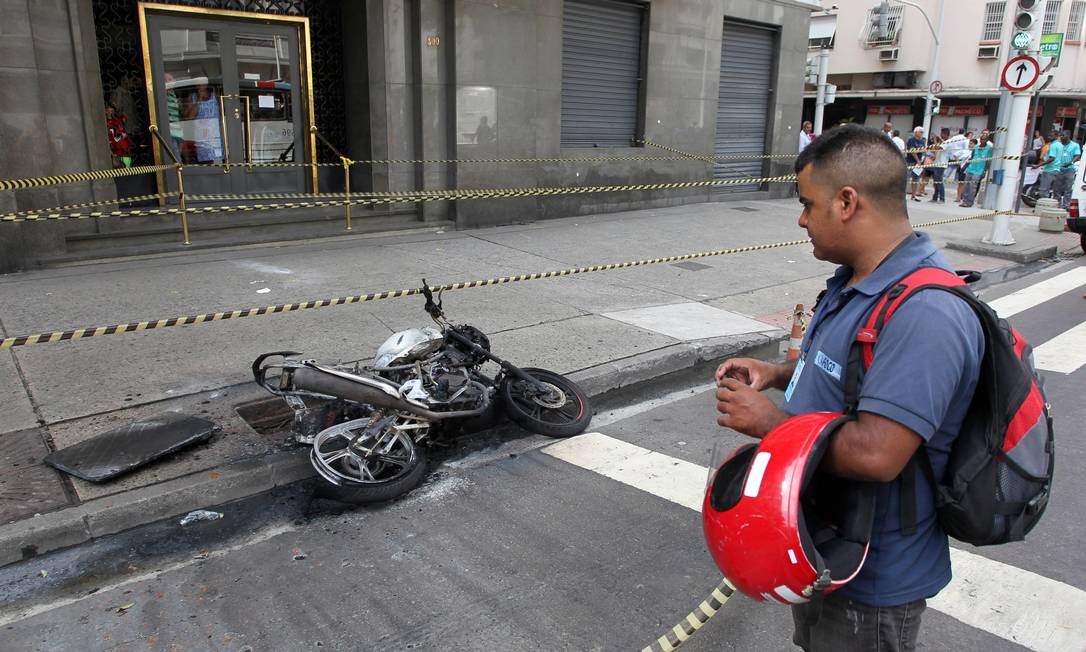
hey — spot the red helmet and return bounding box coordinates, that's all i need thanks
[702,412,876,604]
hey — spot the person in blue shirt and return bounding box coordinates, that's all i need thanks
[959,134,992,207]
[1054,131,1082,209]
[714,124,983,652]
[1033,132,1065,203]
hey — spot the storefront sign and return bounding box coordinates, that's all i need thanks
[943,105,985,116]
[867,104,912,115]
[1056,106,1079,118]
[1039,33,1063,65]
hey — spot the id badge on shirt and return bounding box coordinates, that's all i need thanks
[784,357,805,403]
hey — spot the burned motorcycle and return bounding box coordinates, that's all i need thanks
[252,281,592,503]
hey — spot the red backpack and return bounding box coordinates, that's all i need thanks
[842,267,1055,546]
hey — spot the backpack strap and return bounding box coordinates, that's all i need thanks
[843,267,967,535]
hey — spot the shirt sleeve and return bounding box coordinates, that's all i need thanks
[856,290,983,441]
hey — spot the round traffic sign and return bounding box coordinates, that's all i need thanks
[1012,31,1032,49]
[1001,55,1040,92]
[929,80,943,95]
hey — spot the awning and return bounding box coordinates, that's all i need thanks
[809,15,837,41]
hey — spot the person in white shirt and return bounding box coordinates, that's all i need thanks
[942,129,968,183]
[799,121,815,153]
[891,129,906,153]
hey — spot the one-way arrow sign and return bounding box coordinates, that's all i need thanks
[1001,55,1040,92]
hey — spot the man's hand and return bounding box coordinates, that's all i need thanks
[715,358,791,392]
[716,378,790,439]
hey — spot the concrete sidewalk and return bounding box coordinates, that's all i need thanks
[1,197,1081,566]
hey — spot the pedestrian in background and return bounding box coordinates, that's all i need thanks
[959,134,991,208]
[906,127,927,202]
[891,129,905,153]
[927,133,947,203]
[105,103,133,168]
[954,137,976,201]
[799,121,815,153]
[1054,131,1082,209]
[943,128,968,185]
[1033,133,1064,203]
[715,124,983,652]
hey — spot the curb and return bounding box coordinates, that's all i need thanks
[0,330,784,568]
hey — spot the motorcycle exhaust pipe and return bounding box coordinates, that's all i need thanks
[288,366,490,422]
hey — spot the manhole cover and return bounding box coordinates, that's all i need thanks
[671,261,712,271]
[0,429,71,523]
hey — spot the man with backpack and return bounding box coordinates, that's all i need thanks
[712,124,985,650]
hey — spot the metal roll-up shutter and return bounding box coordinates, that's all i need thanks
[561,0,644,147]
[715,21,777,191]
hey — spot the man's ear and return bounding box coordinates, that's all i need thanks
[836,186,860,221]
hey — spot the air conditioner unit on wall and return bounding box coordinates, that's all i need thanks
[879,48,900,62]
[978,45,1001,59]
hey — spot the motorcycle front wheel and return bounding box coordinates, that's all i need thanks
[501,368,591,438]
[310,415,428,504]
[1021,183,1041,208]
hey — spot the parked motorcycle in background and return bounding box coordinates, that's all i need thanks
[253,281,592,503]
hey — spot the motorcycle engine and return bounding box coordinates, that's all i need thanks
[399,367,486,409]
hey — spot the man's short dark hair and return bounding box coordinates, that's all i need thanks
[794,124,907,215]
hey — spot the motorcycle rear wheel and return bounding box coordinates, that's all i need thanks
[310,415,428,504]
[501,368,591,438]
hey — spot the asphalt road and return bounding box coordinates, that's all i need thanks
[1,256,1083,652]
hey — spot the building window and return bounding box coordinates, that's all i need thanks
[560,0,646,148]
[1068,1,1086,40]
[981,1,1006,41]
[862,4,904,48]
[809,14,837,49]
[1043,0,1063,34]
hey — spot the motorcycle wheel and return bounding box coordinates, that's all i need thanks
[501,368,591,438]
[310,415,428,504]
[1021,183,1041,208]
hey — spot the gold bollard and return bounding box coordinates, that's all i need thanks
[343,157,352,231]
[175,164,190,245]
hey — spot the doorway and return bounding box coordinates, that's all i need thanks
[139,3,314,197]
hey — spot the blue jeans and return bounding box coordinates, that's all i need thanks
[930,167,945,202]
[792,593,927,652]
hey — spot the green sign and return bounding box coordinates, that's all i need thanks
[1040,33,1063,65]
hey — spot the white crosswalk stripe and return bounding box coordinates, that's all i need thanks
[543,433,1086,652]
[985,267,1086,318]
[1033,321,1086,374]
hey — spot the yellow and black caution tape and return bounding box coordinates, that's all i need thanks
[641,578,737,652]
[0,164,176,192]
[4,192,178,220]
[0,209,1013,350]
[0,237,813,350]
[0,174,801,223]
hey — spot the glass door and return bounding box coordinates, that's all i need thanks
[144,11,307,197]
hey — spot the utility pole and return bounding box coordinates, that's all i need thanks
[920,0,946,139]
[813,49,830,135]
[885,0,943,137]
[989,0,1048,245]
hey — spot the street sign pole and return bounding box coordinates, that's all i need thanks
[990,0,1048,246]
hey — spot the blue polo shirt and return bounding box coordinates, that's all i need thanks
[783,232,983,607]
